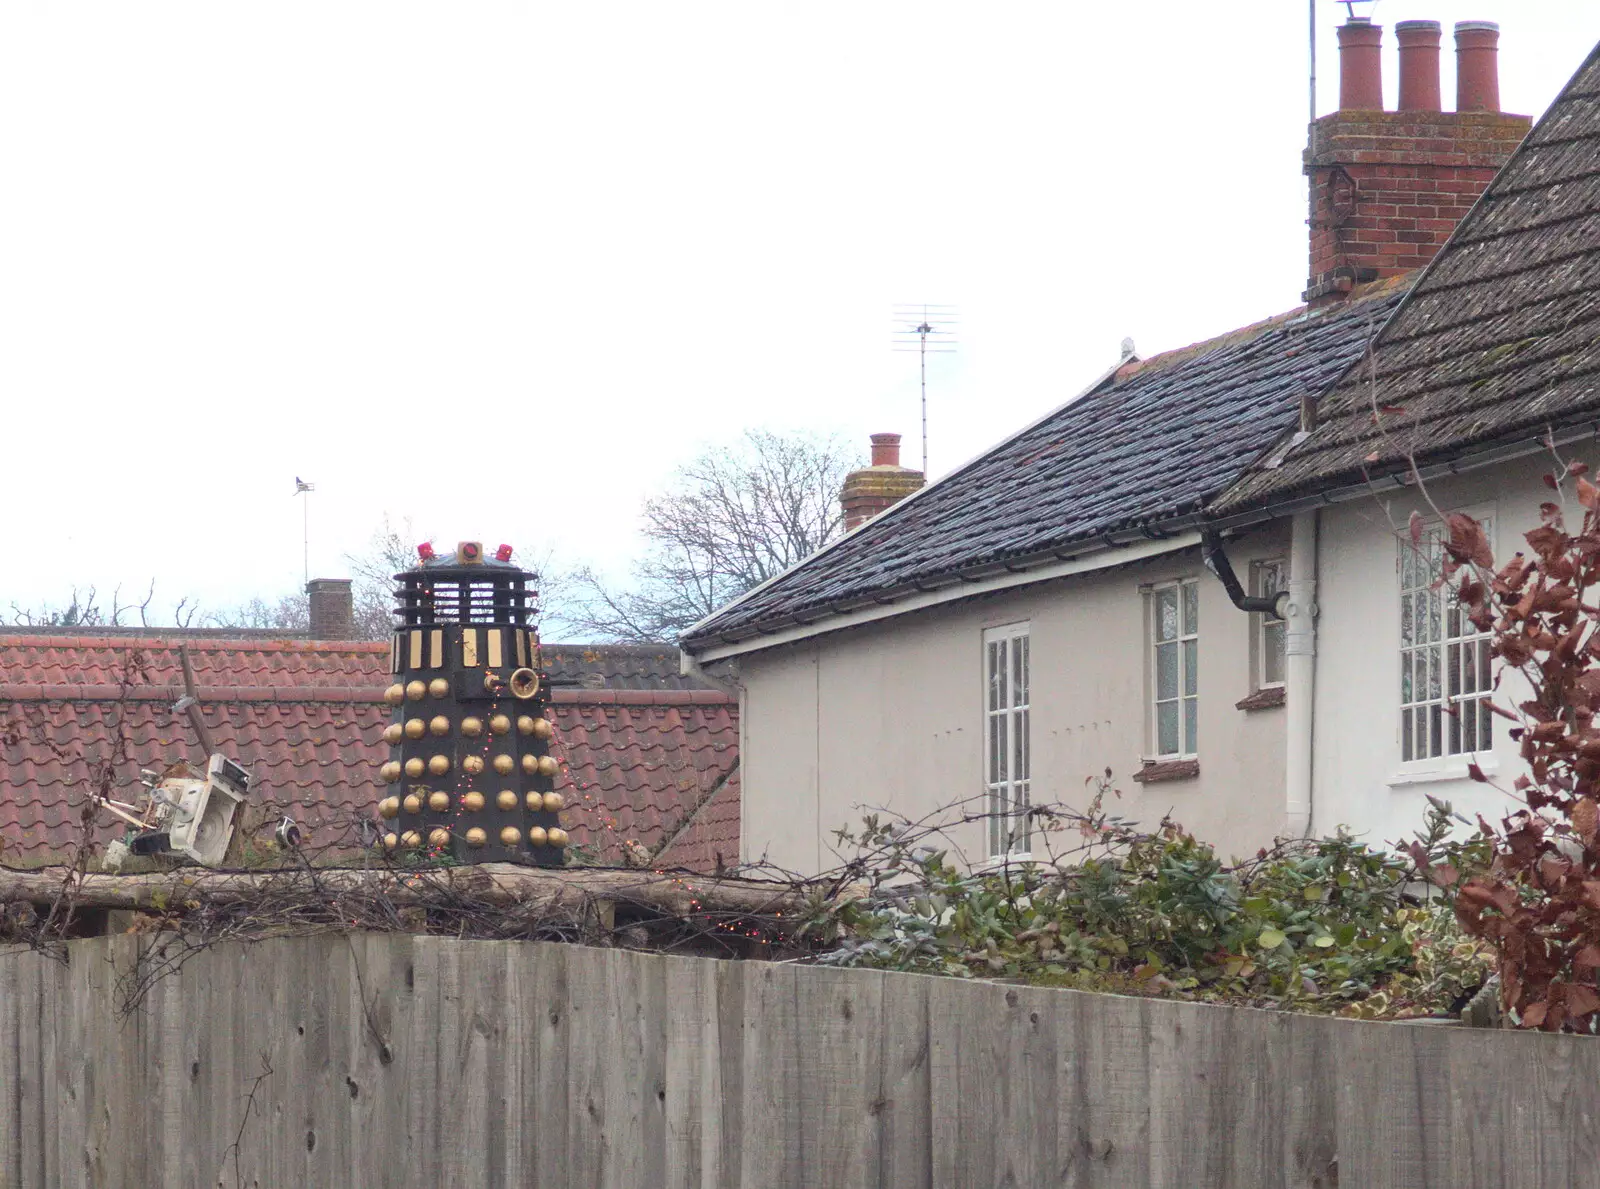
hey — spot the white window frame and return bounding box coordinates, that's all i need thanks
[983,622,1031,858]
[1252,559,1288,691]
[1148,578,1199,760]
[1395,505,1497,780]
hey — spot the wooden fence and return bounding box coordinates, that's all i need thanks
[1,934,1597,1188]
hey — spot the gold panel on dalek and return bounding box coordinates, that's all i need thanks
[376,541,568,866]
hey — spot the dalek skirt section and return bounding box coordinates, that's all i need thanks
[378,554,567,866]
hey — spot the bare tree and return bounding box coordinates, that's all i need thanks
[8,581,184,629]
[567,429,861,642]
[217,593,311,634]
[206,516,576,641]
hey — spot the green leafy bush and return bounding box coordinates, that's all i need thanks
[808,792,1493,1017]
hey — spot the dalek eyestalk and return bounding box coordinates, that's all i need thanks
[378,540,566,867]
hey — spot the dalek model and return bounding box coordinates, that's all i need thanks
[375,541,568,866]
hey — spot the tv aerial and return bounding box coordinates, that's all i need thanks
[892,304,958,473]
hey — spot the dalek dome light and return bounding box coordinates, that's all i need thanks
[394,540,539,627]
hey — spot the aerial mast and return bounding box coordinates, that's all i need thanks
[892,304,958,473]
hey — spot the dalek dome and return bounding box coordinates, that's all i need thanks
[393,541,539,627]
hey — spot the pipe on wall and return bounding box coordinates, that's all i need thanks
[1284,511,1320,837]
[1200,532,1288,617]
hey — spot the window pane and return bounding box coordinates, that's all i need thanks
[1264,622,1286,685]
[1401,543,1415,590]
[1449,694,1462,755]
[1183,696,1197,755]
[1461,697,1477,753]
[1402,707,1414,761]
[1401,593,1413,648]
[1015,709,1029,781]
[1183,639,1198,697]
[1261,562,1283,601]
[1430,703,1442,758]
[1479,701,1493,750]
[1156,642,1178,700]
[989,643,1005,711]
[1182,581,1199,635]
[1429,593,1442,647]
[1013,637,1029,707]
[1156,589,1178,642]
[990,716,1006,783]
[1429,648,1441,701]
[1157,701,1179,756]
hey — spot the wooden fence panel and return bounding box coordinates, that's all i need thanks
[794,964,885,1189]
[875,965,930,1189]
[10,935,1600,1188]
[734,960,803,1188]
[661,953,720,1189]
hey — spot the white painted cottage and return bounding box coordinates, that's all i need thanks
[682,20,1600,874]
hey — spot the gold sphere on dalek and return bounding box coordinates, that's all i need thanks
[377,540,565,866]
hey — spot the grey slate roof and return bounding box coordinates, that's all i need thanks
[682,284,1408,650]
[1218,45,1600,513]
[541,643,714,690]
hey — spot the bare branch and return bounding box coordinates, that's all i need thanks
[565,430,863,641]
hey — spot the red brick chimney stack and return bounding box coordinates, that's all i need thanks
[1396,21,1442,113]
[840,433,925,532]
[1337,18,1384,110]
[1456,21,1502,113]
[1305,16,1531,308]
[306,578,355,640]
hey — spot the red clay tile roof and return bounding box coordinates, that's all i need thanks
[0,634,739,871]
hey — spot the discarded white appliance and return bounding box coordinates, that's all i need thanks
[93,754,252,867]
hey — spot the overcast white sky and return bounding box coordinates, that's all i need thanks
[2,1,1596,626]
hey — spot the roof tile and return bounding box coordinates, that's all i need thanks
[1219,47,1600,511]
[0,635,738,870]
[684,285,1408,648]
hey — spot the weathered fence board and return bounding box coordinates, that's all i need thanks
[6,934,1600,1188]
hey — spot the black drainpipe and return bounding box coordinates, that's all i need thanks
[1200,531,1288,617]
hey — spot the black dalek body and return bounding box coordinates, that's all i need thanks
[376,542,567,866]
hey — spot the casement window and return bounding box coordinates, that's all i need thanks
[1253,559,1288,690]
[1399,513,1495,763]
[1150,579,1199,758]
[984,622,1030,857]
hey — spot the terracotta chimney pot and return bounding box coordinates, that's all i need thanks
[1455,21,1502,113]
[1337,19,1384,112]
[840,433,925,532]
[1396,20,1443,113]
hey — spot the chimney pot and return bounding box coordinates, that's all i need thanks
[1396,20,1443,113]
[841,433,924,533]
[306,578,355,640]
[1337,18,1384,112]
[1455,21,1501,113]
